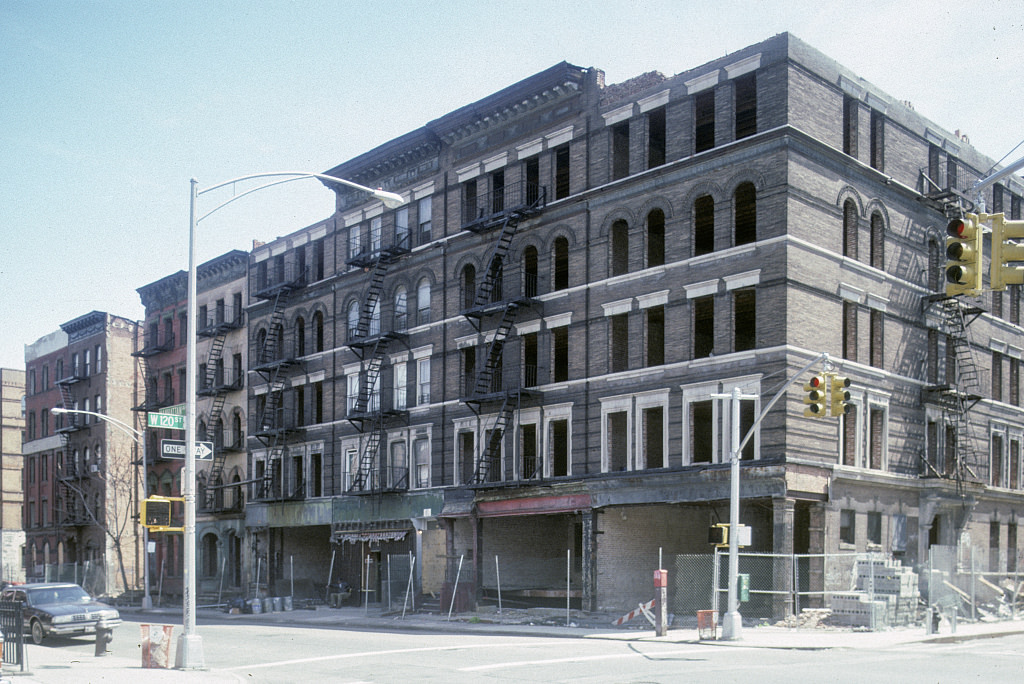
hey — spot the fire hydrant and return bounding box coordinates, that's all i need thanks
[94,619,114,657]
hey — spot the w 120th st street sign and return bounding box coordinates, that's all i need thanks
[160,439,214,461]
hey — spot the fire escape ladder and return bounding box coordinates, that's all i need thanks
[355,338,389,415]
[474,393,517,484]
[356,261,389,339]
[348,419,384,493]
[260,447,283,500]
[473,214,520,310]
[941,297,984,493]
[474,304,518,397]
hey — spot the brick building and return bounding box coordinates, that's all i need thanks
[0,367,26,582]
[135,250,249,601]
[237,34,1024,613]
[21,312,142,597]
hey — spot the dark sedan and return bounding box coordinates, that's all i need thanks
[0,582,121,644]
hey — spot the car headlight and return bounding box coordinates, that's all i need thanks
[98,609,120,620]
[52,615,72,625]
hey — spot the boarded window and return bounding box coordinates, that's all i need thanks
[870,110,884,172]
[694,195,714,256]
[843,405,858,467]
[843,96,858,157]
[870,407,884,469]
[553,237,569,290]
[611,219,629,276]
[992,433,1004,487]
[870,212,884,270]
[843,301,858,362]
[646,305,664,366]
[551,419,569,477]
[870,310,883,369]
[643,406,664,468]
[694,90,715,153]
[647,209,665,267]
[521,424,538,479]
[734,288,755,352]
[647,106,666,168]
[694,296,714,359]
[610,314,629,373]
[554,145,571,200]
[734,73,756,139]
[843,199,858,260]
[553,326,569,382]
[607,411,628,471]
[993,351,1003,402]
[692,400,713,463]
[734,182,756,245]
[840,509,856,545]
[612,121,630,180]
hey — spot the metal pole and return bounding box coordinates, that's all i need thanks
[721,386,743,640]
[176,178,204,669]
[142,427,153,609]
[495,555,502,615]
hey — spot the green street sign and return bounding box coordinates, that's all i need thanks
[147,412,186,430]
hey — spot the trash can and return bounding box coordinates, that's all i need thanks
[282,596,293,611]
[140,624,174,668]
[272,597,282,612]
[697,610,718,640]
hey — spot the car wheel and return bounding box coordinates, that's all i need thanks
[30,619,44,645]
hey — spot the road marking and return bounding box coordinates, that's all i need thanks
[459,646,710,672]
[221,640,561,672]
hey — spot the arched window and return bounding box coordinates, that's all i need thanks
[734,182,756,246]
[611,219,629,276]
[313,311,324,352]
[843,199,859,259]
[295,316,305,357]
[647,209,665,267]
[694,195,714,256]
[928,240,941,292]
[347,301,360,341]
[462,264,476,310]
[523,246,539,297]
[394,287,408,331]
[202,533,218,577]
[417,278,431,326]
[369,297,381,337]
[553,237,569,291]
[870,211,884,270]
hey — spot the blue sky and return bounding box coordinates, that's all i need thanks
[2,0,1023,369]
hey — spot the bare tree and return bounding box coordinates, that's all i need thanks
[60,440,140,597]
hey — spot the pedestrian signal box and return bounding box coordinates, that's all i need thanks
[141,496,183,532]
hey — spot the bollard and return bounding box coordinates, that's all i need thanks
[653,569,668,637]
[94,620,113,657]
[931,606,941,634]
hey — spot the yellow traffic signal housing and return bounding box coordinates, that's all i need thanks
[708,523,729,547]
[141,496,183,531]
[990,213,1024,291]
[945,215,983,296]
[803,375,826,418]
[829,375,852,417]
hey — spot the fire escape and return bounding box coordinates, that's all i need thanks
[345,233,411,494]
[920,165,985,500]
[250,261,307,502]
[55,361,92,528]
[197,303,245,510]
[461,179,546,485]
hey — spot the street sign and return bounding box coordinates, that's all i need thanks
[160,439,214,461]
[148,412,186,430]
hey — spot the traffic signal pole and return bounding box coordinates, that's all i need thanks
[714,351,833,639]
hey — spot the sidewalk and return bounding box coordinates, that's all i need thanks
[6,605,1023,683]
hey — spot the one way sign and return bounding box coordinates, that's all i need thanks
[161,439,214,461]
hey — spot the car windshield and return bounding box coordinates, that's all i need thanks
[27,586,91,605]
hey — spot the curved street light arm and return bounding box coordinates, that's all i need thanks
[51,406,143,443]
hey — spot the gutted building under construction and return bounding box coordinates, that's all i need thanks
[241,33,1024,615]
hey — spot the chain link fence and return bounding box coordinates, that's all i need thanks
[923,544,1024,622]
[28,560,108,598]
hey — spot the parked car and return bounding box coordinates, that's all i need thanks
[0,583,121,645]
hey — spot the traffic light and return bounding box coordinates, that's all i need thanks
[141,496,172,530]
[990,213,1024,291]
[708,523,729,547]
[803,375,826,417]
[829,375,852,417]
[945,214,983,296]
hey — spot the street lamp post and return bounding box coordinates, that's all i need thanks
[178,172,403,670]
[51,407,151,608]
